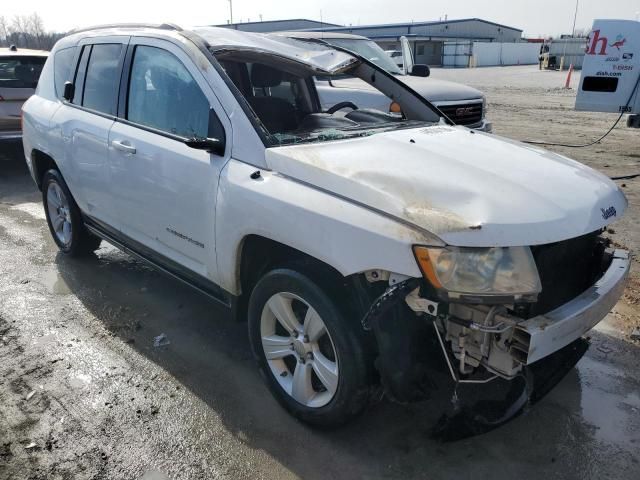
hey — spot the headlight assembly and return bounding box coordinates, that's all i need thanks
[413,245,541,301]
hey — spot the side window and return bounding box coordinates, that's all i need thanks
[82,44,123,115]
[54,47,77,100]
[127,46,209,139]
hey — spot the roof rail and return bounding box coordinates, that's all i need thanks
[69,23,182,34]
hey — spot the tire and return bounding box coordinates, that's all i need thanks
[42,169,101,256]
[248,267,372,427]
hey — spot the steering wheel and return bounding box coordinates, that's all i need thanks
[326,101,359,115]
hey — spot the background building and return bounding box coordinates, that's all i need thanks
[217,18,536,67]
[219,18,340,33]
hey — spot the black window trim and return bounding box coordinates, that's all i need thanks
[69,44,89,105]
[116,41,226,149]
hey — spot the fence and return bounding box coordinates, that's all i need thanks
[548,38,587,69]
[442,42,540,67]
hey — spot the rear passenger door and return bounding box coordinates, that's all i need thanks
[108,37,230,283]
[53,37,127,228]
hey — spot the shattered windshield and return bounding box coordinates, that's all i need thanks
[322,39,404,75]
[213,47,437,146]
[271,120,429,146]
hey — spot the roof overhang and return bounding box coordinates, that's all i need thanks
[193,27,359,75]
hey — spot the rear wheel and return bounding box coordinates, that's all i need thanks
[248,268,371,427]
[42,169,101,256]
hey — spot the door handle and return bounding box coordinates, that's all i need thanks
[111,140,136,154]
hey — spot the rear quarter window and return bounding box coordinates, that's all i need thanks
[54,47,77,100]
[0,56,46,88]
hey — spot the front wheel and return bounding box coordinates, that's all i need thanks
[248,268,372,427]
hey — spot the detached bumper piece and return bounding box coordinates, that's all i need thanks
[433,337,589,441]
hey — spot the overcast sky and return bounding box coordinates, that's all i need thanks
[3,0,640,37]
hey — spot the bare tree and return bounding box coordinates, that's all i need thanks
[10,15,29,47]
[0,13,65,50]
[0,16,9,45]
[28,13,45,49]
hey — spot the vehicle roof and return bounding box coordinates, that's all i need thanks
[271,31,369,41]
[54,23,184,49]
[53,24,360,75]
[0,47,49,57]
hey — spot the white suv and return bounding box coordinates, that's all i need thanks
[22,24,629,431]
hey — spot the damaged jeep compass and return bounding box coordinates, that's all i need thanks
[22,24,629,433]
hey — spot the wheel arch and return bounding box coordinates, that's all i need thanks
[234,234,350,322]
[238,234,345,295]
[31,149,59,190]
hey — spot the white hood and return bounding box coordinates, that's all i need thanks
[330,76,484,103]
[266,126,627,247]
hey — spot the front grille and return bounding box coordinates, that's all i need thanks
[436,102,483,126]
[516,232,609,318]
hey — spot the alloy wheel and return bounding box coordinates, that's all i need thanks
[46,182,72,246]
[260,292,339,408]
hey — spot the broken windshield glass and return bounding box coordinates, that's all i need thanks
[211,39,441,146]
[270,121,432,146]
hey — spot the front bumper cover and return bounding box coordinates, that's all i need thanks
[512,249,630,364]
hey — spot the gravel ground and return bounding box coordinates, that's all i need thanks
[1,66,640,479]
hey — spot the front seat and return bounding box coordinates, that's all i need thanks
[248,64,298,134]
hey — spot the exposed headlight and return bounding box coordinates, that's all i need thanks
[413,245,541,300]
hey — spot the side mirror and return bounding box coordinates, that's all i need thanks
[410,64,430,77]
[62,81,75,101]
[185,137,225,156]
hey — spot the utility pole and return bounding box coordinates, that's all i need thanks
[560,0,579,71]
[229,0,234,25]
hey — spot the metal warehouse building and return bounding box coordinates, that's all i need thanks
[218,18,524,66]
[218,18,342,33]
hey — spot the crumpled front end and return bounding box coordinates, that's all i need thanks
[358,233,629,439]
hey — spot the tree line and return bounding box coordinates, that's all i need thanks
[0,13,65,51]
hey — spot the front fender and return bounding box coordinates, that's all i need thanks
[215,159,439,295]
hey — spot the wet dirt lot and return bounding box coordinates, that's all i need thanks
[1,65,640,479]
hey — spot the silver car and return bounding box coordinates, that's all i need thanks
[0,46,48,140]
